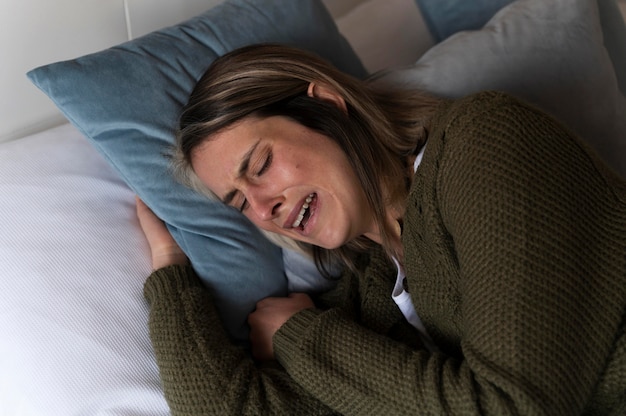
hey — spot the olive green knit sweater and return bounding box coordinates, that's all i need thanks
[144,92,626,415]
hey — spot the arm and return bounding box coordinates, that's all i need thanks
[272,254,446,416]
[435,93,626,414]
[271,92,626,415]
[137,199,339,416]
[144,266,339,416]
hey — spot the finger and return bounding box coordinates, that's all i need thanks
[135,197,188,268]
[255,296,282,309]
[135,198,173,243]
[287,293,314,308]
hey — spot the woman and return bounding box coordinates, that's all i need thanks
[138,44,626,415]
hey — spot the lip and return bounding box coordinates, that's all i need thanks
[283,193,316,231]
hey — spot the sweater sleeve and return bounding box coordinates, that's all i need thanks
[435,93,626,414]
[272,92,626,415]
[143,264,339,416]
[273,249,442,416]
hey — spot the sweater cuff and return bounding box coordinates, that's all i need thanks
[143,264,201,304]
[274,308,324,366]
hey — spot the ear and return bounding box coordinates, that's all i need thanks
[307,82,348,114]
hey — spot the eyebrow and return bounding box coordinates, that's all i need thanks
[221,139,260,205]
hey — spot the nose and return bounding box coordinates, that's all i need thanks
[245,187,283,222]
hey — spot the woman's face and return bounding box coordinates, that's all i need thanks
[191,115,376,249]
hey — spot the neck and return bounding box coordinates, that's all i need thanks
[362,157,413,258]
[363,205,405,260]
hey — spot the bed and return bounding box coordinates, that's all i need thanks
[1,0,625,414]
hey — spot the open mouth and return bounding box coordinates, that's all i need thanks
[292,193,315,230]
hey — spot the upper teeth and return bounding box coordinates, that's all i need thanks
[292,194,314,228]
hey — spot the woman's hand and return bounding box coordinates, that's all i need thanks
[135,196,188,270]
[248,293,314,361]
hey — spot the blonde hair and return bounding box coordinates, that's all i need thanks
[172,44,443,275]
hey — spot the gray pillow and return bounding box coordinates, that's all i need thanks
[381,0,626,178]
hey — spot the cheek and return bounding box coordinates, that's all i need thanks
[243,210,271,231]
[271,159,303,184]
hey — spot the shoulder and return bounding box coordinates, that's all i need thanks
[431,90,576,164]
[436,90,549,135]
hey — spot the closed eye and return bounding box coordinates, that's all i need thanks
[230,191,248,212]
[256,151,272,176]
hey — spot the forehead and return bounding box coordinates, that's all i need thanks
[190,118,260,197]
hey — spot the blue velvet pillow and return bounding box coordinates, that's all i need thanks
[414,0,514,42]
[27,0,366,343]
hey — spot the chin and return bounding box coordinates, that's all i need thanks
[315,234,351,250]
[317,242,342,250]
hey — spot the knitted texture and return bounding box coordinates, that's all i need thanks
[144,265,339,416]
[144,91,626,415]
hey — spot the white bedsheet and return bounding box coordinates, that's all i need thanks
[0,123,169,415]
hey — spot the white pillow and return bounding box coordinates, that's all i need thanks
[376,0,626,178]
[0,123,169,415]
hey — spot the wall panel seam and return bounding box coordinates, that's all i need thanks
[123,0,133,40]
